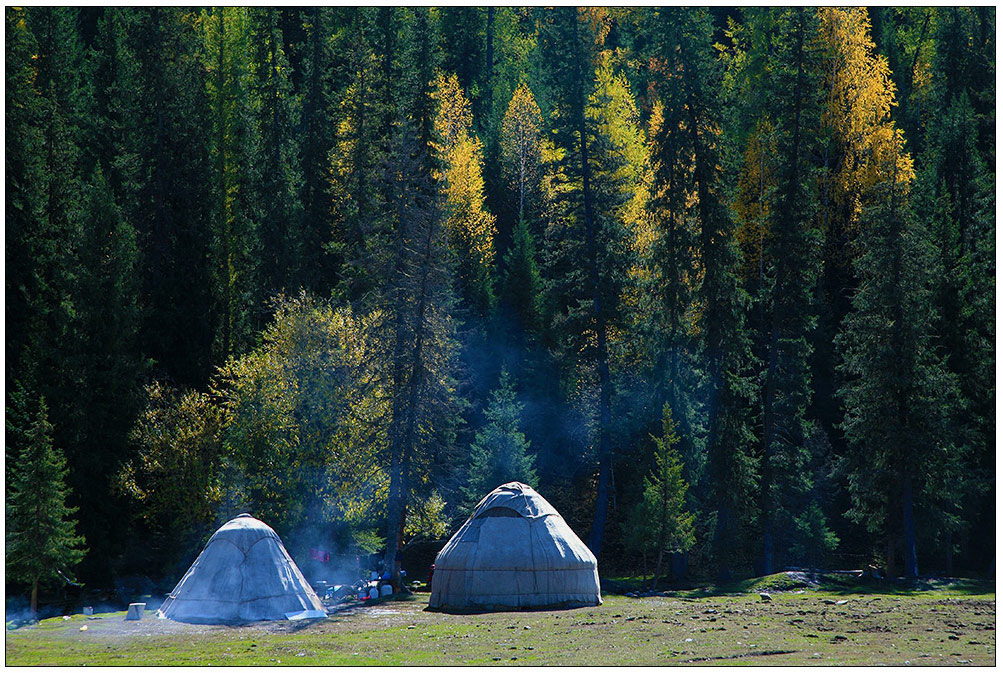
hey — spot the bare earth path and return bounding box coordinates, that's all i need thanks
[5,591,994,666]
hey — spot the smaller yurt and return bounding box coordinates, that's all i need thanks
[430,482,601,610]
[159,514,325,624]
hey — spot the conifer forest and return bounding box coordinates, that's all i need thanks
[5,7,995,607]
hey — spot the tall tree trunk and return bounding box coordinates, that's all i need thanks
[652,549,664,592]
[761,314,778,576]
[716,504,731,582]
[384,149,412,592]
[383,448,405,589]
[31,577,39,618]
[384,164,437,592]
[569,16,613,561]
[762,517,775,576]
[886,534,896,578]
[945,529,953,576]
[762,11,807,578]
[902,474,919,578]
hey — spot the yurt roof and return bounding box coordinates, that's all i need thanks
[468,481,560,520]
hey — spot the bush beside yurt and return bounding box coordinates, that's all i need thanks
[429,482,601,610]
[158,514,325,624]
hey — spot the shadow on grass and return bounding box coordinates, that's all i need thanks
[601,573,994,599]
[424,604,600,615]
[815,576,994,597]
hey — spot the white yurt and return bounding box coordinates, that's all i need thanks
[429,482,601,610]
[158,514,325,624]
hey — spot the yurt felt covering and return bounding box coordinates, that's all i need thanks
[429,482,601,610]
[158,514,325,624]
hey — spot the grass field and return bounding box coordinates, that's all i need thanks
[5,576,995,666]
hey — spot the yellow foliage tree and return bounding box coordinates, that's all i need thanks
[589,51,653,338]
[500,81,543,222]
[217,293,390,536]
[431,72,497,314]
[819,7,914,234]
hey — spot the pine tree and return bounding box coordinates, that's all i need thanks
[296,7,342,294]
[201,7,258,360]
[6,398,86,616]
[626,404,695,590]
[837,149,961,578]
[329,8,386,304]
[758,7,826,574]
[248,7,304,305]
[641,7,759,580]
[131,7,215,388]
[462,369,537,509]
[500,219,544,335]
[536,8,636,558]
[62,165,145,574]
[5,7,47,385]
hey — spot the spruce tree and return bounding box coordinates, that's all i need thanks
[63,166,144,574]
[437,7,488,119]
[296,7,341,294]
[626,404,695,590]
[536,8,636,558]
[635,96,702,487]
[131,7,215,388]
[909,76,992,573]
[462,369,537,509]
[642,7,759,580]
[500,219,544,336]
[6,398,86,616]
[248,7,304,304]
[837,150,961,578]
[202,7,258,360]
[5,7,46,385]
[758,7,826,574]
[21,6,85,407]
[81,8,144,220]
[329,8,386,304]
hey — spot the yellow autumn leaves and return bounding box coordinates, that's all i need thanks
[735,7,915,279]
[432,73,496,284]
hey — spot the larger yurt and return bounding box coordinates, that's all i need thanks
[158,514,325,624]
[429,482,601,610]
